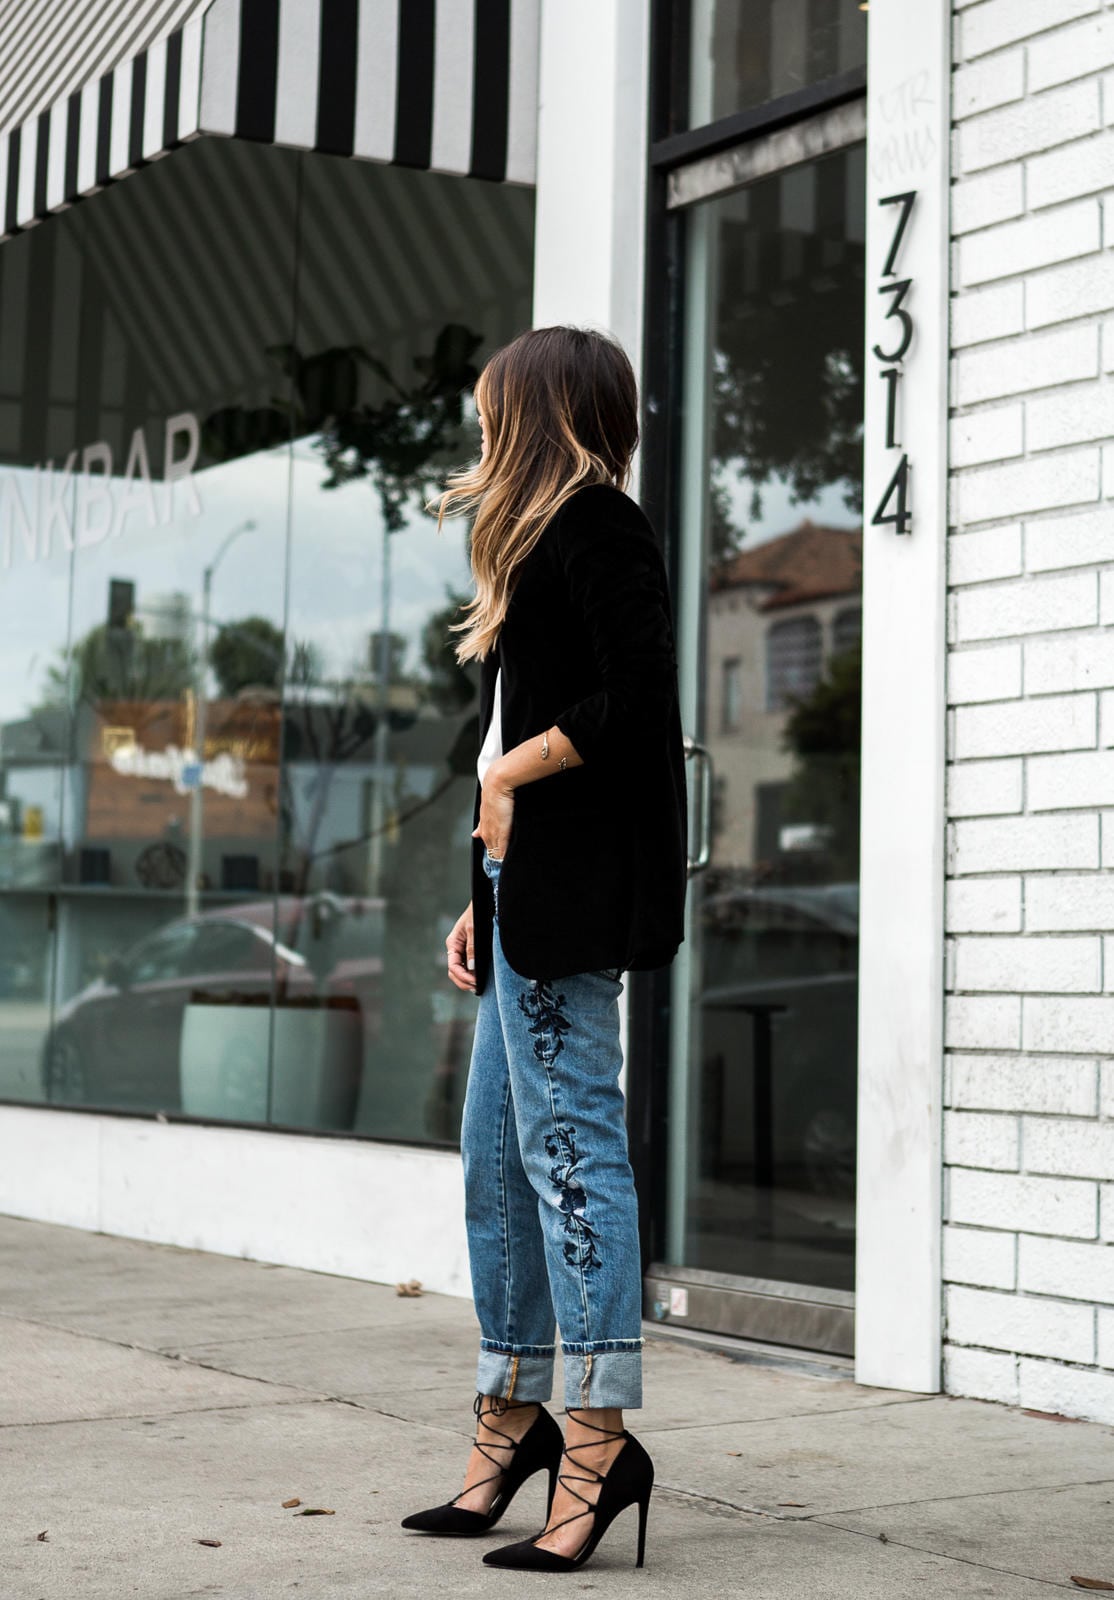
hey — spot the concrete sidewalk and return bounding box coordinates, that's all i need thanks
[1,1215,1112,1599]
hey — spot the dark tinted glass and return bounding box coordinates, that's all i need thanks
[688,0,867,126]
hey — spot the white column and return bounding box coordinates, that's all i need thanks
[855,0,952,1393]
[531,0,651,392]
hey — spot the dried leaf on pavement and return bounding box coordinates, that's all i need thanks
[282,1498,301,1508]
[296,1508,336,1516]
[196,1538,222,1548]
[396,1278,424,1297]
[1070,1580,1114,1592]
[36,1530,48,1542]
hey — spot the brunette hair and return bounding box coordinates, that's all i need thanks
[437,325,639,663]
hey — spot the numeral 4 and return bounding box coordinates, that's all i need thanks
[871,454,911,536]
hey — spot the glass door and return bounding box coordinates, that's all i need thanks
[654,141,866,1354]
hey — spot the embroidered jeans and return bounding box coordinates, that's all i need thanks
[461,851,644,1409]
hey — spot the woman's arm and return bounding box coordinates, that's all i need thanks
[491,724,584,788]
[472,726,583,855]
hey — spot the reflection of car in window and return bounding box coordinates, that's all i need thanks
[701,883,859,994]
[41,895,384,1116]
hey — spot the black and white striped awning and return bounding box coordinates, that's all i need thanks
[0,0,538,242]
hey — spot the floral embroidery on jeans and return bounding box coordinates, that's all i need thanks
[517,980,572,1068]
[544,1124,602,1271]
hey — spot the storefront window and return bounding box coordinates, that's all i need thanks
[0,137,534,1143]
[688,0,867,127]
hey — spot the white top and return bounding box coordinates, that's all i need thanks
[477,667,504,786]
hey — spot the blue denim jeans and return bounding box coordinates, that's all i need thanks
[461,850,644,1409]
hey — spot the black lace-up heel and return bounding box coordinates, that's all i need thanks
[482,1409,654,1571]
[400,1393,563,1536]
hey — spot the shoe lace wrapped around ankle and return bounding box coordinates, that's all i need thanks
[448,1393,536,1508]
[534,1408,625,1547]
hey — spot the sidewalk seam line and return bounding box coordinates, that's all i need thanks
[809,1514,1105,1589]
[637,1395,943,1432]
[0,1397,334,1429]
[0,1310,330,1396]
[809,1474,1114,1515]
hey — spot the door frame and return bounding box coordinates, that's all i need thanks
[631,0,868,1356]
[635,0,950,1395]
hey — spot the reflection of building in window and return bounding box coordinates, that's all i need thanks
[705,519,862,870]
[832,605,862,655]
[766,617,822,712]
[721,656,742,731]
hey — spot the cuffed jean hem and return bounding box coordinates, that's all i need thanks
[562,1343,643,1410]
[476,1344,555,1404]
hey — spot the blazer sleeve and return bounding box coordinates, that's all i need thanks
[552,497,679,767]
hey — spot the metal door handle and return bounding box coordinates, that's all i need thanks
[683,735,713,876]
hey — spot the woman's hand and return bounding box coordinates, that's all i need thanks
[472,768,515,858]
[446,901,476,992]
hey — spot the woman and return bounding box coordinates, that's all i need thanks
[401,326,687,1572]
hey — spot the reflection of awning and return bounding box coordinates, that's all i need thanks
[1,0,538,241]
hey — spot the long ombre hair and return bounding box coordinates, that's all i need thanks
[438,326,639,663]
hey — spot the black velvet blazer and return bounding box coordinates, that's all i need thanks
[470,482,688,993]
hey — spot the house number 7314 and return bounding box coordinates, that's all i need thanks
[871,189,917,537]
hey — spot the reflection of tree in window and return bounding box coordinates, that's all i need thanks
[200,323,486,896]
[766,616,822,712]
[708,151,865,562]
[780,636,862,881]
[201,323,484,533]
[210,616,285,696]
[38,618,194,710]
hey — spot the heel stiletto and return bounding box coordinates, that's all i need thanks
[400,1394,563,1537]
[482,1409,655,1572]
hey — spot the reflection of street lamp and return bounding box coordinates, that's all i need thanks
[367,519,399,897]
[186,519,256,917]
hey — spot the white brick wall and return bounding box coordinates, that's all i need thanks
[944,0,1114,1427]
